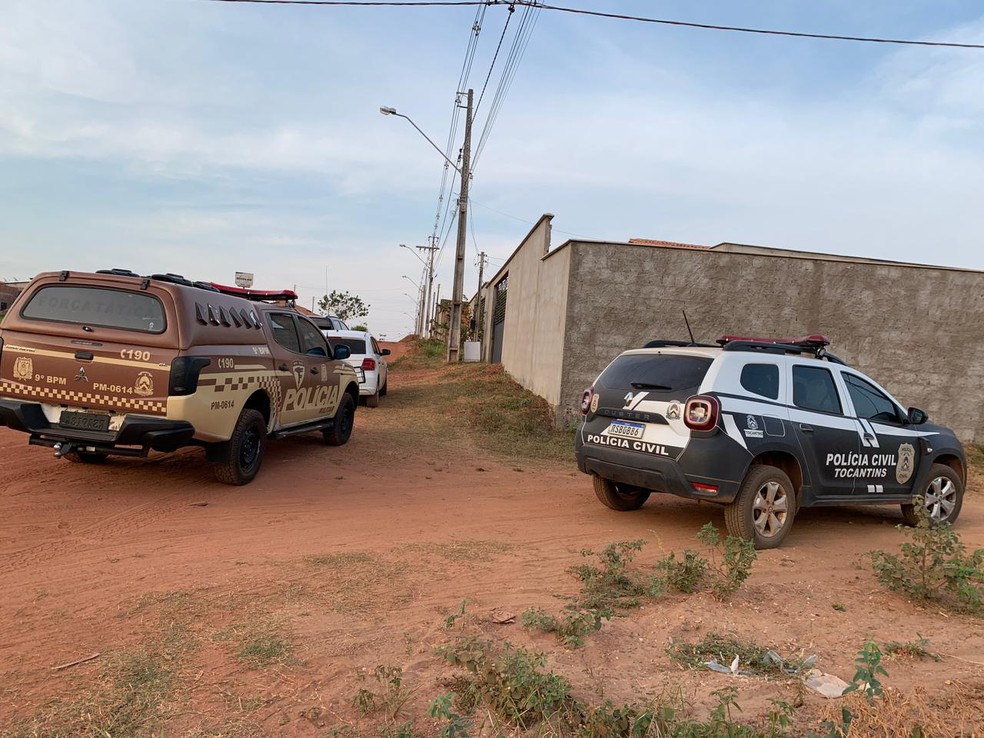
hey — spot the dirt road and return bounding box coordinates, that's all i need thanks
[2,354,982,735]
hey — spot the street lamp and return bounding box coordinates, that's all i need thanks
[381,91,474,362]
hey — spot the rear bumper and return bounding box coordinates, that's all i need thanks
[0,398,196,455]
[575,430,740,503]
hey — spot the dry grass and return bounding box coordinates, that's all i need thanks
[821,683,984,736]
[390,341,576,463]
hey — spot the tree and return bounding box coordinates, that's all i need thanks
[318,290,370,322]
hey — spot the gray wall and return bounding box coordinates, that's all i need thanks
[482,215,572,407]
[558,242,984,442]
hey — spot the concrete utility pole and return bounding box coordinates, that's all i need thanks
[475,251,487,342]
[418,236,438,338]
[447,88,473,362]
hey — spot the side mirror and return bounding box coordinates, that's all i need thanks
[381,348,391,356]
[333,345,351,361]
[907,407,928,425]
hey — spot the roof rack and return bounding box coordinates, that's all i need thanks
[643,339,719,349]
[717,334,846,364]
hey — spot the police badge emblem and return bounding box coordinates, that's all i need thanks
[896,443,916,485]
[13,356,33,381]
[134,371,154,397]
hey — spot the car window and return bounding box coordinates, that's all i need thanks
[21,285,166,334]
[371,338,382,355]
[297,318,329,357]
[844,373,902,423]
[740,363,779,400]
[269,313,301,353]
[599,354,712,397]
[332,338,366,355]
[792,365,842,415]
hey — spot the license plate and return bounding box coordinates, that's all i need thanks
[60,411,111,432]
[607,420,645,439]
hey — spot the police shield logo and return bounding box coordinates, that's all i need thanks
[134,371,154,397]
[13,356,33,381]
[896,443,916,485]
[292,361,305,390]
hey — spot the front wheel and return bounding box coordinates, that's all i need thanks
[323,393,356,446]
[592,475,651,511]
[901,463,963,526]
[212,408,267,485]
[725,464,796,549]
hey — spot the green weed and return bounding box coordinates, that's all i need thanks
[696,522,758,600]
[437,637,576,729]
[353,665,417,722]
[870,508,984,614]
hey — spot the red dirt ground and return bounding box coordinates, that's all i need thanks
[1,349,982,736]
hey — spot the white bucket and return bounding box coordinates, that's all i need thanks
[462,341,481,362]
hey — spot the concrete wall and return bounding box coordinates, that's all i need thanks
[558,242,984,442]
[483,215,572,407]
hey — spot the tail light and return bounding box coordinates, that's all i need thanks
[361,358,376,371]
[580,387,595,415]
[684,395,719,431]
[168,356,211,396]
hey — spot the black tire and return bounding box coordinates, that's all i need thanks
[901,463,963,526]
[323,393,356,446]
[725,464,796,549]
[63,450,109,464]
[592,475,651,511]
[212,408,267,485]
[366,389,380,408]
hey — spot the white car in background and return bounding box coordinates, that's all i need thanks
[323,329,390,407]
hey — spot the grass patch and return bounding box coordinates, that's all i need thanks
[406,540,510,562]
[218,619,295,669]
[10,625,194,737]
[667,632,787,677]
[390,340,575,463]
[389,338,446,370]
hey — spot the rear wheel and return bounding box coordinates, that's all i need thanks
[725,464,796,549]
[212,409,267,485]
[323,393,356,446]
[901,464,963,526]
[592,475,651,511]
[63,450,109,464]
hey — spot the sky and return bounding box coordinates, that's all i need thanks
[1,0,982,340]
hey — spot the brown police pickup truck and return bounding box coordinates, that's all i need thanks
[0,270,361,484]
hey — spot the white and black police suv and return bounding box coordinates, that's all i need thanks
[574,335,967,549]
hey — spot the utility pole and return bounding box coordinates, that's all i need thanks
[418,236,438,338]
[475,251,487,343]
[433,283,441,339]
[447,88,473,362]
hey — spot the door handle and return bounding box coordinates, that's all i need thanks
[799,424,814,433]
[864,434,875,443]
[278,363,289,372]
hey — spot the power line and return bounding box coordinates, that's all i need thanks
[207,0,984,50]
[474,3,513,117]
[530,2,984,50]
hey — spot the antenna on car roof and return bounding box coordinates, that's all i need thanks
[682,310,696,344]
